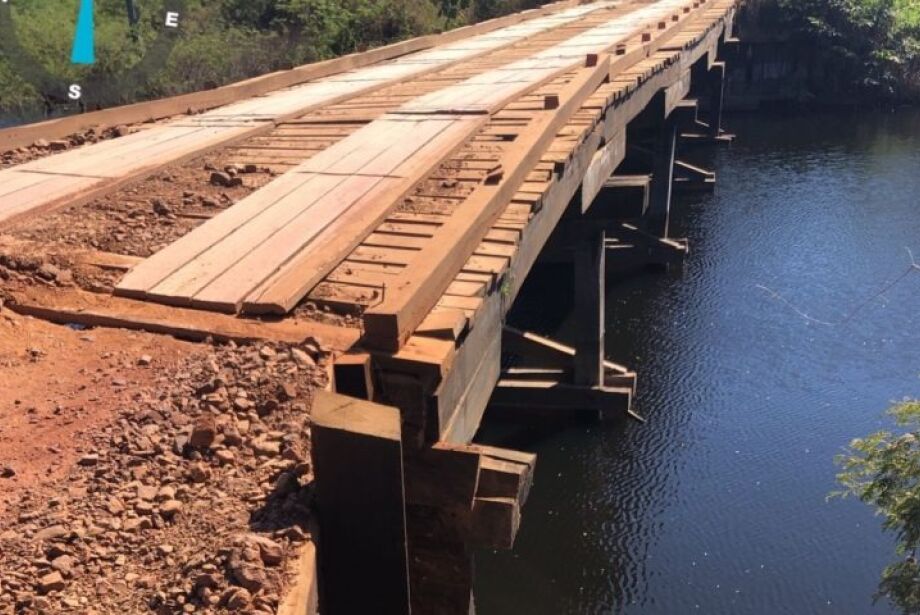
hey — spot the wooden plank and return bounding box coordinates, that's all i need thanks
[115,170,320,297]
[363,58,611,352]
[416,309,469,341]
[241,116,486,314]
[6,287,358,350]
[135,118,437,305]
[277,539,319,615]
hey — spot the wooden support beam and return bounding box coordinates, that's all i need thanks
[573,228,605,387]
[580,129,626,213]
[707,61,726,138]
[502,325,634,378]
[673,158,716,192]
[311,392,411,614]
[606,222,688,268]
[475,445,536,504]
[646,106,677,238]
[593,175,650,219]
[490,378,633,420]
[471,497,520,550]
[435,290,503,443]
[363,57,612,352]
[5,287,358,350]
[403,442,480,615]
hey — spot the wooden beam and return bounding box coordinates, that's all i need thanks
[646,103,677,238]
[277,538,319,615]
[707,61,726,137]
[490,379,633,419]
[311,392,411,614]
[580,129,627,213]
[403,442,481,615]
[470,497,520,550]
[363,57,612,352]
[502,325,633,376]
[435,287,503,443]
[573,228,606,387]
[5,287,358,350]
[476,447,536,504]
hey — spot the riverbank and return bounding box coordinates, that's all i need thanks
[476,108,920,613]
[725,0,920,109]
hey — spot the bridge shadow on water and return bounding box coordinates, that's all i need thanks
[476,108,920,615]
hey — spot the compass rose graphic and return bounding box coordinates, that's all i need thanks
[0,0,186,112]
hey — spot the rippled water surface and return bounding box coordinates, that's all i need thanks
[476,110,920,614]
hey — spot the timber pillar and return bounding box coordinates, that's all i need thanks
[311,391,412,614]
[493,223,637,422]
[314,346,539,615]
[707,61,726,139]
[646,112,678,238]
[573,228,606,388]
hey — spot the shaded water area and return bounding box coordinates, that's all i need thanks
[477,109,920,614]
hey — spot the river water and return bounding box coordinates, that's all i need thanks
[477,109,920,614]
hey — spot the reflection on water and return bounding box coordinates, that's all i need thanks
[476,110,920,614]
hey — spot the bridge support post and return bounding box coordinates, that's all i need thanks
[707,61,726,139]
[646,113,678,238]
[574,228,605,388]
[311,391,412,615]
[493,222,636,422]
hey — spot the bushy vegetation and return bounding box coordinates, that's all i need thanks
[776,0,920,101]
[836,401,920,612]
[0,0,545,116]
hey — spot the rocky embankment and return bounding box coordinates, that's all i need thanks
[0,339,328,614]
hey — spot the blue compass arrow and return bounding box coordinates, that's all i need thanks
[71,0,95,64]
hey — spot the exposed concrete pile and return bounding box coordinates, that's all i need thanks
[0,339,328,614]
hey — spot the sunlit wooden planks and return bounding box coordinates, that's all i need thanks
[116,115,486,311]
[119,0,703,318]
[234,0,701,316]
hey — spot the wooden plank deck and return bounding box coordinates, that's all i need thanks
[114,0,701,316]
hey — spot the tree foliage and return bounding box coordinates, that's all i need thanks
[836,401,920,612]
[776,0,920,101]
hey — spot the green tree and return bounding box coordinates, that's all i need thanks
[776,0,920,100]
[836,401,920,612]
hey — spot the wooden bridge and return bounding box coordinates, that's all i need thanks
[0,0,739,611]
